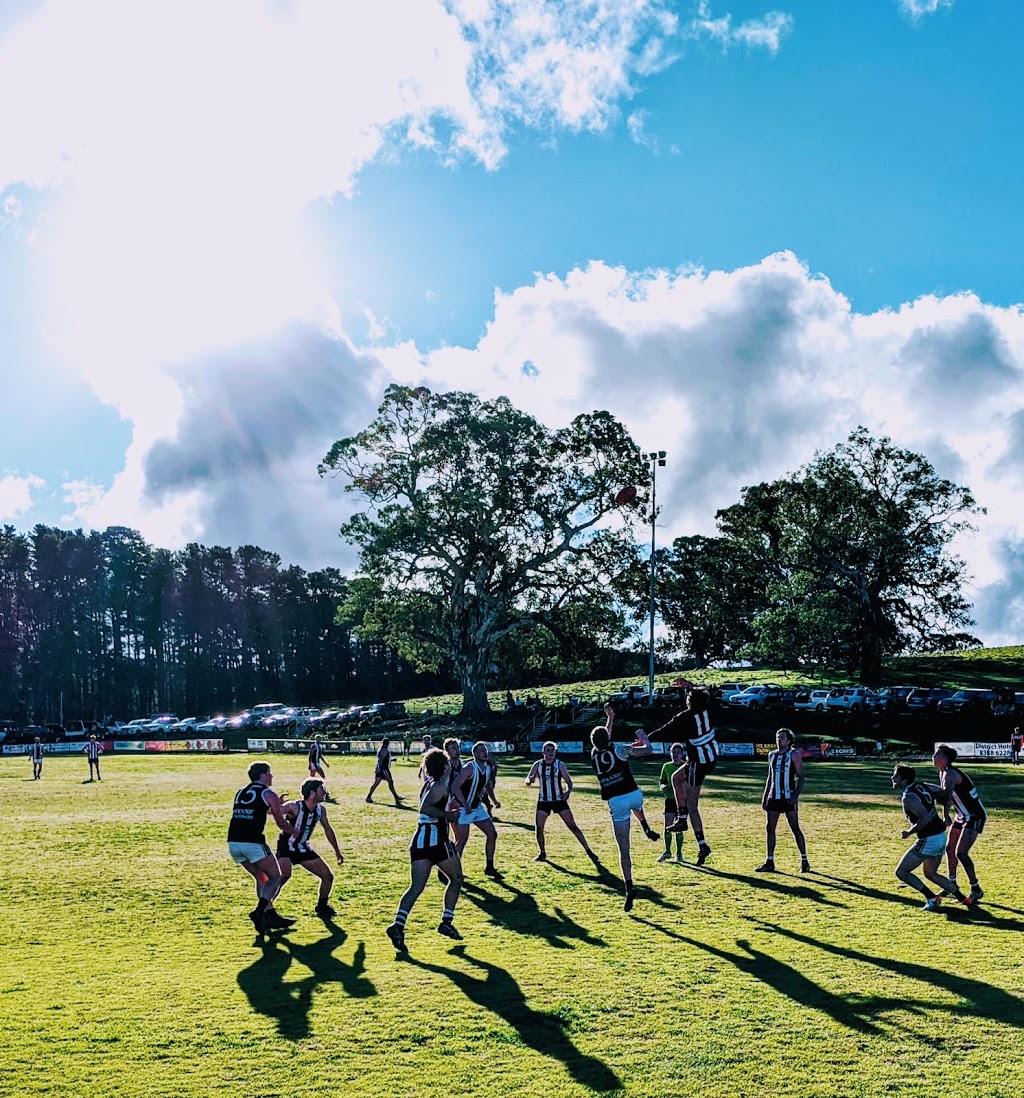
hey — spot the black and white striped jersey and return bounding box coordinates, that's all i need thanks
[535,759,567,802]
[287,801,323,854]
[767,747,797,800]
[459,760,488,810]
[411,779,450,851]
[686,711,719,765]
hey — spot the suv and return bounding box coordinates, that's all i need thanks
[937,689,998,714]
[868,686,918,713]
[793,689,831,712]
[905,687,954,713]
[731,684,783,710]
[361,701,408,721]
[716,683,749,703]
[825,687,874,713]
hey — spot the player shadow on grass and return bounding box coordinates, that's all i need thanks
[237,924,376,1041]
[402,946,621,1093]
[632,917,921,1037]
[459,878,607,949]
[761,922,1024,1030]
[688,865,848,909]
[543,859,683,911]
[806,872,933,909]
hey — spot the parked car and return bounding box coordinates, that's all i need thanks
[123,718,152,735]
[226,710,257,730]
[196,716,229,733]
[653,687,684,706]
[608,685,649,705]
[825,687,877,713]
[360,701,408,721]
[144,715,179,735]
[937,689,999,714]
[715,683,749,703]
[793,689,831,712]
[867,685,918,713]
[905,687,955,713]
[731,684,783,710]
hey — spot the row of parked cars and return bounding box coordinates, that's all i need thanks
[717,683,1021,716]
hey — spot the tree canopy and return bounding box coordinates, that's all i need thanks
[320,385,648,714]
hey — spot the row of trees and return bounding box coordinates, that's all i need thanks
[0,526,450,724]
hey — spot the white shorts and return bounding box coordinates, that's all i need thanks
[607,788,644,823]
[228,841,273,865]
[912,832,947,859]
[458,804,492,826]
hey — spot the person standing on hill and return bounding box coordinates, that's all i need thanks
[590,704,659,911]
[657,686,719,866]
[890,764,972,912]
[756,728,810,874]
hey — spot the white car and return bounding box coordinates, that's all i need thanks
[731,684,782,709]
[792,689,831,712]
[196,716,229,733]
[717,683,749,702]
[825,687,874,713]
[170,716,207,734]
[123,719,152,735]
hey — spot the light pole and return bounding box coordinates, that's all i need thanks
[648,450,666,705]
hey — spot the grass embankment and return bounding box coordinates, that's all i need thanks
[2,753,1022,1097]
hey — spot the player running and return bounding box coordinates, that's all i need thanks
[454,742,502,879]
[756,728,810,873]
[890,764,972,912]
[307,734,329,779]
[31,736,44,780]
[386,747,464,952]
[525,741,600,865]
[83,734,103,781]
[590,704,659,911]
[366,737,402,805]
[932,744,987,901]
[657,744,686,863]
[227,761,299,934]
[657,687,719,866]
[276,779,344,918]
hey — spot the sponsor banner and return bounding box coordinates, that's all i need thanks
[248,738,267,751]
[754,743,773,756]
[3,744,29,754]
[349,740,378,754]
[799,745,825,759]
[719,742,756,757]
[823,744,856,758]
[145,740,168,752]
[114,740,147,752]
[936,740,1012,760]
[51,742,79,754]
[183,739,223,751]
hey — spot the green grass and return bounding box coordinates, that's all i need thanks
[2,753,1023,1097]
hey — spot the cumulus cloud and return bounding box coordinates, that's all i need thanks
[0,473,45,520]
[376,253,1024,642]
[688,1,793,53]
[898,0,955,20]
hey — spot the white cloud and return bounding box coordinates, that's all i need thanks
[898,0,955,20]
[627,109,660,152]
[0,473,44,519]
[689,2,793,54]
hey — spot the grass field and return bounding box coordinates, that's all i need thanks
[2,752,1023,1098]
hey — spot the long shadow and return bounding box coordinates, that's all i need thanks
[541,860,683,911]
[404,946,621,1093]
[459,879,606,948]
[633,918,920,1036]
[236,924,376,1041]
[762,922,1024,1027]
[689,865,849,909]
[809,872,954,910]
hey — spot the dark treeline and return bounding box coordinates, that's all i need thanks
[0,525,450,724]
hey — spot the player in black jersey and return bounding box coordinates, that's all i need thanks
[307,735,329,779]
[890,764,972,912]
[932,744,987,901]
[590,704,658,911]
[525,741,600,864]
[386,747,464,951]
[227,761,300,934]
[31,736,44,780]
[366,737,402,805]
[656,686,718,865]
[276,779,344,918]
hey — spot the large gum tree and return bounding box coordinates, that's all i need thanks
[319,385,648,715]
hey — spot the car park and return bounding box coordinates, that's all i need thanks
[123,719,152,735]
[825,687,874,713]
[867,685,918,713]
[170,716,209,734]
[716,683,749,703]
[144,715,179,735]
[608,685,648,705]
[793,689,831,712]
[196,716,228,733]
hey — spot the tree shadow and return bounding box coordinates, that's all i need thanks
[689,866,849,908]
[761,921,1024,1027]
[403,946,621,1093]
[459,879,606,949]
[631,917,920,1036]
[236,923,376,1041]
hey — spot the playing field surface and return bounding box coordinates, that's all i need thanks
[2,752,1022,1097]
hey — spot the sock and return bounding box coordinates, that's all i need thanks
[394,908,410,929]
[675,834,684,855]
[664,833,672,855]
[441,907,455,923]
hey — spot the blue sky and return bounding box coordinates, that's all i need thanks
[2,0,1024,641]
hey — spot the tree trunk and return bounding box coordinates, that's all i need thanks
[458,650,493,716]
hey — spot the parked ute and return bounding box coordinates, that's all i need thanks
[937,689,999,714]
[905,688,954,713]
[825,687,874,713]
[793,689,831,712]
[730,684,783,710]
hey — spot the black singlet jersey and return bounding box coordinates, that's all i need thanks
[947,768,987,824]
[902,781,945,838]
[375,743,391,773]
[228,781,272,843]
[308,741,324,767]
[590,744,638,800]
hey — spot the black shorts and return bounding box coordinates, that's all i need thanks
[764,797,796,814]
[950,816,986,835]
[685,758,717,788]
[375,767,391,780]
[276,837,320,864]
[537,799,570,814]
[410,838,458,866]
[663,798,679,815]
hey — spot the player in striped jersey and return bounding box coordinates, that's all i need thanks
[386,747,464,952]
[525,741,600,864]
[657,687,718,865]
[276,779,344,918]
[454,742,502,879]
[891,763,972,911]
[931,744,987,901]
[31,736,44,780]
[756,728,810,873]
[83,734,103,781]
[590,704,659,911]
[307,735,329,779]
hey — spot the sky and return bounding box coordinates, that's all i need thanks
[1,0,1024,643]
